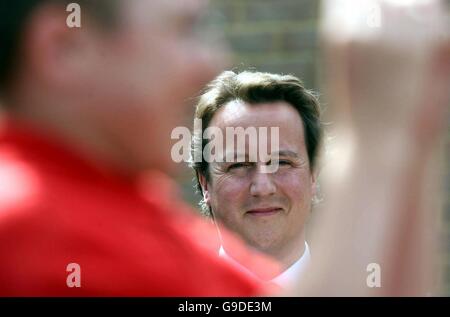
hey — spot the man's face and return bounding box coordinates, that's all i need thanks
[203,101,316,257]
[79,0,223,173]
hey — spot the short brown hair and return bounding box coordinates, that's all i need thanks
[191,70,323,216]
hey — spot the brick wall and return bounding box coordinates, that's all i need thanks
[207,0,320,89]
[442,0,450,285]
[442,0,450,298]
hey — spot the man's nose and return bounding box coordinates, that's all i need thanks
[250,168,276,197]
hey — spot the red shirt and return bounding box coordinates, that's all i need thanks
[0,121,271,296]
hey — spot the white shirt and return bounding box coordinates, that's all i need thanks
[219,242,311,289]
[270,242,311,289]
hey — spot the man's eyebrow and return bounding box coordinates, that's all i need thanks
[219,150,301,162]
[220,152,250,162]
[273,150,300,158]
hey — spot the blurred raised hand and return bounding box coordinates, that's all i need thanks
[292,0,450,296]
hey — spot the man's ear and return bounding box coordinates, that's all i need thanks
[197,172,210,206]
[21,3,96,89]
[310,167,318,197]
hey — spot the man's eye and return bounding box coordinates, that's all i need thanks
[228,163,251,171]
[269,159,292,166]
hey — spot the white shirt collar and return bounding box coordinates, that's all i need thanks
[270,242,311,289]
[219,242,311,289]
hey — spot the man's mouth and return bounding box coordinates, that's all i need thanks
[246,207,283,216]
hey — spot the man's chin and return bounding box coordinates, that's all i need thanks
[245,236,281,257]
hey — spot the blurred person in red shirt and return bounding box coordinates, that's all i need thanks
[0,0,277,296]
